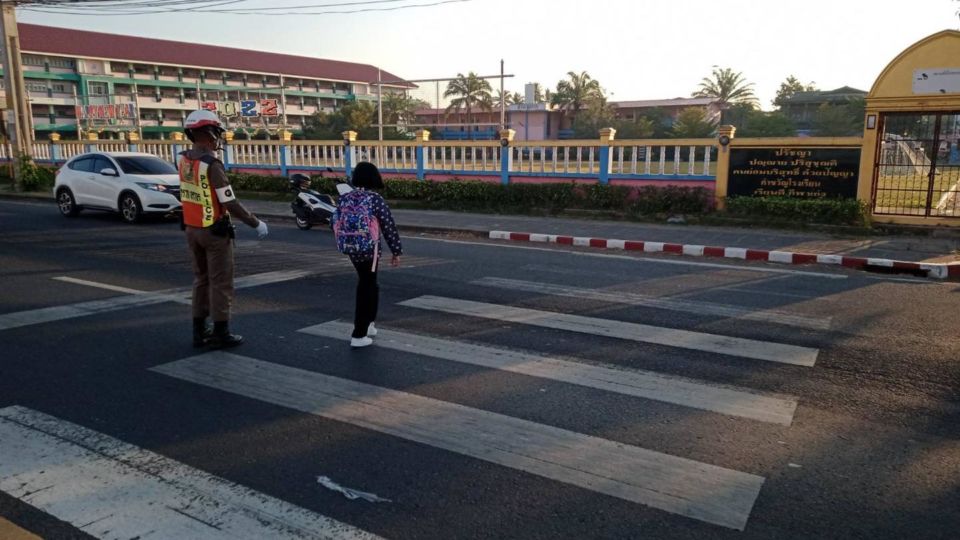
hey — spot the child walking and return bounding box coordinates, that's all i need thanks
[333,162,402,348]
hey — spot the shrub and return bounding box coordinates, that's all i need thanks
[18,154,56,192]
[631,186,714,216]
[725,196,868,226]
[227,172,288,193]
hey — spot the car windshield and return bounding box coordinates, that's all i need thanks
[114,156,177,175]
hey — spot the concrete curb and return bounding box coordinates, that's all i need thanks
[489,230,960,280]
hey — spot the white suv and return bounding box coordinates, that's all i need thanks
[54,152,181,223]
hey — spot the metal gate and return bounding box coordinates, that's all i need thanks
[872,111,960,217]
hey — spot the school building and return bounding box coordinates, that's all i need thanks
[6,24,409,139]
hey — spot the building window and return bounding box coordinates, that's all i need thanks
[22,55,43,66]
[48,57,74,69]
[52,83,70,94]
[26,81,48,93]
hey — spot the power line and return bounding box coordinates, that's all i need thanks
[21,0,475,15]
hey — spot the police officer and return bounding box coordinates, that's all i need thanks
[180,109,268,349]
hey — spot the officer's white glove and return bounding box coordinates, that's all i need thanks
[255,220,269,239]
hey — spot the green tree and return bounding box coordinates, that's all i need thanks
[303,100,379,140]
[735,110,797,137]
[551,71,604,114]
[381,93,428,139]
[614,117,656,139]
[571,94,615,138]
[671,107,718,138]
[444,72,493,125]
[637,107,672,138]
[813,97,865,136]
[693,67,758,107]
[773,75,817,109]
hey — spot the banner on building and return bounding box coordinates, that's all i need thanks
[75,103,137,120]
[202,99,280,119]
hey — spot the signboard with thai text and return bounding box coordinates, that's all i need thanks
[75,103,137,120]
[728,147,861,199]
[913,68,960,95]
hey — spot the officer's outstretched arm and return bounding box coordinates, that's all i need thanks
[209,162,260,228]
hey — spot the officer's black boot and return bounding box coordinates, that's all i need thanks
[193,317,212,348]
[209,320,244,349]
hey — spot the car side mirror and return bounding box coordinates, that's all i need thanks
[100,168,118,177]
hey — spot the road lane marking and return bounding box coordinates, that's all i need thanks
[299,321,798,425]
[471,277,832,331]
[152,352,765,530]
[398,296,819,367]
[0,406,381,540]
[407,237,849,278]
[53,275,191,302]
[0,270,318,332]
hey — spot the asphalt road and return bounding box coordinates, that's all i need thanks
[0,198,958,540]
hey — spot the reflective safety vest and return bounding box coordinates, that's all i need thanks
[179,154,224,228]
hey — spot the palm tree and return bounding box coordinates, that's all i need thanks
[444,72,493,125]
[493,89,516,110]
[693,67,758,107]
[551,71,603,114]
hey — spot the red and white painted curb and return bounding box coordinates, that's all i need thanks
[489,230,960,280]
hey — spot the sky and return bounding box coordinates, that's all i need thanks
[19,0,960,109]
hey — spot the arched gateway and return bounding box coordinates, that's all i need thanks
[858,30,960,225]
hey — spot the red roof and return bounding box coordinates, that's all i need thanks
[19,23,410,87]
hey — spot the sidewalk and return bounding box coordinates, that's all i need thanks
[5,189,959,274]
[244,200,960,266]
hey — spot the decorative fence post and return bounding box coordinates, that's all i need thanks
[84,131,98,154]
[598,127,617,185]
[415,129,430,181]
[126,130,140,153]
[342,130,357,177]
[279,129,292,177]
[222,130,234,170]
[499,128,515,185]
[170,131,185,161]
[714,125,736,210]
[49,133,61,163]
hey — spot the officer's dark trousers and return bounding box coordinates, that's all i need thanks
[186,226,234,322]
[351,257,379,338]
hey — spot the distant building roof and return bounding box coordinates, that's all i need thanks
[782,86,867,105]
[612,97,719,109]
[18,23,411,87]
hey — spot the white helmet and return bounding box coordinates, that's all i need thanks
[184,109,224,142]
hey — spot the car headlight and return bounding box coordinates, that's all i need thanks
[136,182,168,192]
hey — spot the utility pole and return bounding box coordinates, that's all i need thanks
[376,68,383,142]
[0,1,33,189]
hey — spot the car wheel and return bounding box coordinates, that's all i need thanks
[295,216,313,230]
[119,193,142,224]
[56,188,80,217]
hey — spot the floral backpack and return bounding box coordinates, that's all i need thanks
[333,190,380,255]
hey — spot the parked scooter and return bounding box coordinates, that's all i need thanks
[289,173,352,230]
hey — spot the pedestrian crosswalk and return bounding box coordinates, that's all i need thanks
[299,321,799,425]
[398,295,819,366]
[0,406,382,540]
[1,273,826,535]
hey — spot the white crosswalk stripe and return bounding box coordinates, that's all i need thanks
[299,321,798,425]
[0,406,382,540]
[151,352,766,531]
[470,277,832,330]
[398,295,819,366]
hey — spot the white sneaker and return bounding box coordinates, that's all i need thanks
[366,323,378,337]
[350,336,373,348]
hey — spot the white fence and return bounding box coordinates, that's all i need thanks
[28,138,719,181]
